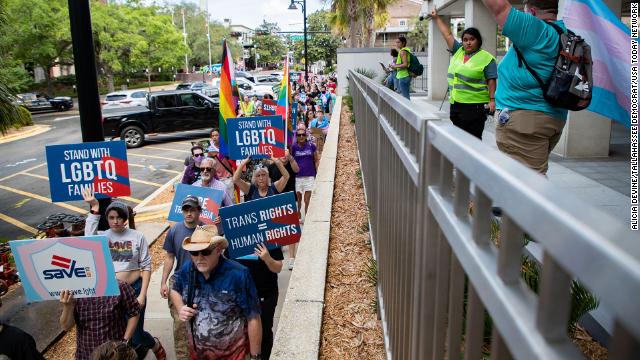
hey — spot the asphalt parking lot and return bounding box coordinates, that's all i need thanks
[0,110,210,240]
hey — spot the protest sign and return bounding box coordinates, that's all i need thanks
[227,115,286,160]
[168,184,225,224]
[9,236,120,302]
[221,191,301,258]
[262,99,277,115]
[45,141,130,202]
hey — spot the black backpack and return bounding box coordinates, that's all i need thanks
[407,51,424,77]
[514,22,592,111]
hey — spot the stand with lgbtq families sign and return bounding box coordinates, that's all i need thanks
[221,191,301,258]
[262,99,277,115]
[168,184,225,224]
[227,115,286,160]
[45,141,130,202]
[9,236,120,302]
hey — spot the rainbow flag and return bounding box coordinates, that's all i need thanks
[563,0,631,128]
[276,56,294,146]
[218,39,238,156]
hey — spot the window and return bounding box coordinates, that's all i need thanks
[176,84,191,90]
[131,92,147,98]
[105,94,127,102]
[156,95,178,108]
[399,19,407,27]
[180,93,207,108]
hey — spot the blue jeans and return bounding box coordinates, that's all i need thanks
[396,76,411,99]
[385,72,397,90]
[130,278,156,352]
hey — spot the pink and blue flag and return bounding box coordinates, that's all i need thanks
[562,0,631,128]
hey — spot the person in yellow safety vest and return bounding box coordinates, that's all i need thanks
[432,8,497,140]
[390,36,412,99]
[239,95,255,117]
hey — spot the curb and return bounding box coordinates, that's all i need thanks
[0,125,52,145]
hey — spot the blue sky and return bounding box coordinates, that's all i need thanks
[164,0,328,32]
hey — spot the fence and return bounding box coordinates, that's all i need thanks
[348,69,640,359]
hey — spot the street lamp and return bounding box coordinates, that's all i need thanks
[288,0,308,83]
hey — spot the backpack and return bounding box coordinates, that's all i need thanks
[407,52,424,77]
[514,22,592,111]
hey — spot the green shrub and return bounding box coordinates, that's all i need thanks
[354,68,377,80]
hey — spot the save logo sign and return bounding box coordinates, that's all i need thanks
[46,141,131,202]
[10,236,120,302]
[43,255,92,280]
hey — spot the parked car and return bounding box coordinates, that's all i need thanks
[254,75,280,86]
[176,82,217,97]
[102,90,148,109]
[270,72,283,81]
[101,90,219,148]
[211,77,274,98]
[15,93,73,112]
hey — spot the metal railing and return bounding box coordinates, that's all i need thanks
[348,70,640,359]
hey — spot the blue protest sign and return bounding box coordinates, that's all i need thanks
[168,184,225,225]
[45,141,130,202]
[227,115,286,160]
[221,191,301,259]
[9,236,120,302]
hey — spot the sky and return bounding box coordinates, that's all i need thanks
[165,0,328,32]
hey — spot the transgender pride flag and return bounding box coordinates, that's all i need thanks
[562,0,631,128]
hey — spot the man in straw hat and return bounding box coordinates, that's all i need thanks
[170,225,263,360]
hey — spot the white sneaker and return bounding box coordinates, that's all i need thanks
[288,258,295,270]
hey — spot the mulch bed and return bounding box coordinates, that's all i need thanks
[319,100,386,359]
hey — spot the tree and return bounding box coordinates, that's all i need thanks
[290,11,342,68]
[4,0,72,95]
[329,0,398,48]
[254,20,285,68]
[91,2,187,92]
[0,0,31,134]
[406,16,429,52]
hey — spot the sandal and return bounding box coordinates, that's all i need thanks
[153,337,167,360]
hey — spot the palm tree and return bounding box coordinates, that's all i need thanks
[328,0,396,48]
[0,0,30,134]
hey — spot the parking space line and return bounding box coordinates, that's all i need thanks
[128,163,182,175]
[19,172,48,180]
[134,209,168,222]
[128,153,184,163]
[117,196,142,204]
[130,178,163,187]
[145,146,191,154]
[0,184,85,213]
[0,212,38,235]
[0,163,47,182]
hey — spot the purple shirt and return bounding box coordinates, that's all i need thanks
[292,141,317,177]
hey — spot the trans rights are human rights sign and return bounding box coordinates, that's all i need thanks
[45,141,130,202]
[221,191,301,258]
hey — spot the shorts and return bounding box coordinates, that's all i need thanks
[295,176,315,193]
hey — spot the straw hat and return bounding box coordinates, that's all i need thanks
[182,225,228,251]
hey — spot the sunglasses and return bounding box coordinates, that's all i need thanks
[194,153,204,158]
[189,248,213,256]
[201,167,213,172]
[297,133,306,137]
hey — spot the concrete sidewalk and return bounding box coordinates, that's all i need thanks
[413,98,632,224]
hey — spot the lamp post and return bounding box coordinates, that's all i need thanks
[288,0,308,83]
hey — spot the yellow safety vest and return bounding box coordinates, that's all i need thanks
[395,47,411,79]
[447,47,495,104]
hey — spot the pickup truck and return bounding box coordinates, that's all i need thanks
[102,90,219,148]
